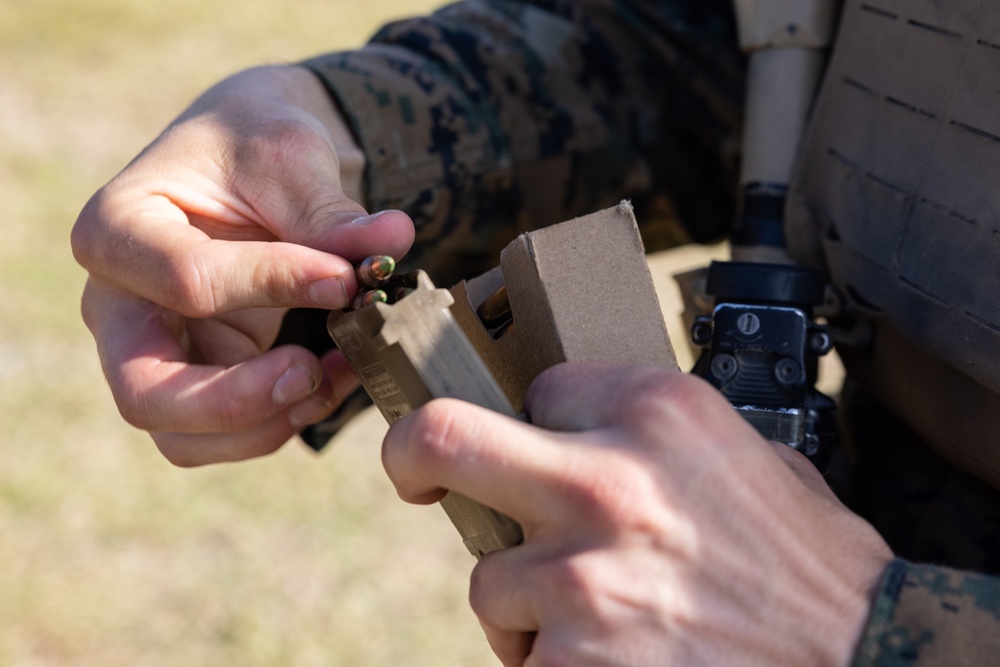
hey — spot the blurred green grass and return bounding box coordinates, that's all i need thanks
[0,1,500,665]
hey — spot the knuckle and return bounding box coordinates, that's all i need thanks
[70,191,112,272]
[113,388,157,432]
[467,560,494,619]
[542,555,607,616]
[560,455,663,530]
[79,280,100,333]
[247,247,300,306]
[617,369,716,427]
[70,206,96,269]
[383,400,464,489]
[622,368,683,408]
[547,557,591,595]
[106,365,154,430]
[403,401,463,469]
[161,252,219,318]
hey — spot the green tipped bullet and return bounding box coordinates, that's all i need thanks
[350,289,389,311]
[357,255,396,287]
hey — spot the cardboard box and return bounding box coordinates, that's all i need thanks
[327,201,676,557]
[451,200,676,410]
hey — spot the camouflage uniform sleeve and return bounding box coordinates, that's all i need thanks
[853,559,1000,666]
[290,0,742,447]
[301,0,744,284]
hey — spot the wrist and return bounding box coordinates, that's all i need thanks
[704,478,892,666]
[802,563,883,667]
[776,533,890,666]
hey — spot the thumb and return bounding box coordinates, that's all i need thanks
[286,205,416,265]
[92,194,414,316]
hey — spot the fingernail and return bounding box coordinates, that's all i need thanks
[352,210,393,225]
[273,363,317,405]
[288,395,335,429]
[307,276,349,308]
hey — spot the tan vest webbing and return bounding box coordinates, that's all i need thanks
[786,0,1000,486]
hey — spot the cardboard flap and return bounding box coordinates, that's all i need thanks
[451,201,677,409]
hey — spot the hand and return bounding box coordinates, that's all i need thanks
[383,363,893,666]
[72,65,414,466]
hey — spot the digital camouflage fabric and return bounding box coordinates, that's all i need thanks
[303,0,744,286]
[855,560,1000,666]
[296,1,1000,662]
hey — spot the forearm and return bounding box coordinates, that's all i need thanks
[853,559,1000,665]
[301,0,745,283]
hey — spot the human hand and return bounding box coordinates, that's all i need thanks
[383,363,892,666]
[72,65,414,466]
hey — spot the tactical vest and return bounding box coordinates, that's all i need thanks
[786,0,1000,486]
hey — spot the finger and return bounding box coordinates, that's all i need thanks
[281,206,416,266]
[524,362,690,431]
[382,399,572,526]
[183,308,286,366]
[319,348,362,403]
[479,621,535,667]
[472,550,538,666]
[125,345,333,435]
[76,196,361,315]
[150,392,335,467]
[84,279,331,434]
[470,549,541,635]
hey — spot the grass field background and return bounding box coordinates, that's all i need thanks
[0,2,505,665]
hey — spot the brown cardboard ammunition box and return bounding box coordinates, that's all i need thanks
[452,201,677,410]
[327,201,676,558]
